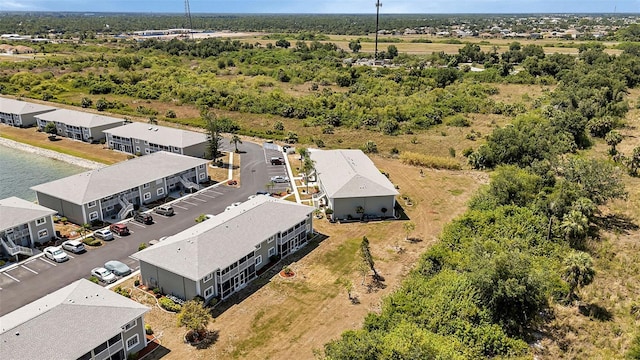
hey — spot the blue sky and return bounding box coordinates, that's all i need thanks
[1,0,638,13]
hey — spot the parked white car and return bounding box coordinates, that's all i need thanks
[61,240,85,254]
[91,267,117,284]
[270,175,289,183]
[44,246,69,263]
[94,229,114,241]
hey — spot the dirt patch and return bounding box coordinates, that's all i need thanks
[136,157,485,359]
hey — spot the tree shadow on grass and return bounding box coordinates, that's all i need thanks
[578,302,613,321]
[594,213,639,235]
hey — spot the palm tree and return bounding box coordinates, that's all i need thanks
[301,157,315,193]
[562,251,596,303]
[561,210,589,248]
[230,135,242,153]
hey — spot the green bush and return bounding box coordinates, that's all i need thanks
[445,115,471,127]
[159,297,182,312]
[114,286,131,298]
[138,242,147,251]
[89,276,99,284]
[145,324,154,335]
[82,237,102,246]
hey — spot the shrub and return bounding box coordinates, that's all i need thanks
[138,242,147,251]
[82,237,102,246]
[159,297,182,312]
[362,140,378,154]
[195,214,208,223]
[89,276,99,284]
[0,260,6,267]
[400,151,461,170]
[445,115,471,127]
[114,286,131,298]
[152,287,161,295]
[134,279,140,287]
[145,324,154,335]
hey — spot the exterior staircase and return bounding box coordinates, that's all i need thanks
[179,175,200,191]
[117,196,134,220]
[1,236,34,257]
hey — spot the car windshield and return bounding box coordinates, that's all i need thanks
[99,269,111,276]
[53,249,63,255]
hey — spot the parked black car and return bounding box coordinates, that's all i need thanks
[133,212,153,224]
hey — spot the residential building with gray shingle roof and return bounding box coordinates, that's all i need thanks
[310,149,398,221]
[132,196,314,302]
[35,109,124,142]
[0,97,57,127]
[31,151,209,225]
[0,278,149,360]
[104,122,208,158]
[0,196,56,257]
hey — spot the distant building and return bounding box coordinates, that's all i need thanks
[35,109,124,143]
[0,279,149,360]
[133,196,314,303]
[32,152,209,224]
[104,122,209,158]
[0,197,56,258]
[0,97,57,128]
[310,149,398,221]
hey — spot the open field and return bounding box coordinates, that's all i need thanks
[119,157,486,360]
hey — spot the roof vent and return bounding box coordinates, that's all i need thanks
[15,332,19,336]
[148,127,153,130]
[154,128,159,131]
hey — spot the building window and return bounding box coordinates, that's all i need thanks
[38,229,48,239]
[145,148,151,154]
[89,212,99,221]
[255,255,262,266]
[106,205,114,211]
[143,192,151,201]
[144,141,149,145]
[126,334,139,351]
[203,273,212,282]
[88,201,97,208]
[199,173,206,180]
[157,188,165,196]
[136,146,140,152]
[268,247,276,257]
[256,243,261,250]
[199,164,205,169]
[35,217,46,225]
[124,319,137,331]
[143,183,150,189]
[174,146,180,151]
[108,333,122,346]
[267,235,274,243]
[204,286,213,298]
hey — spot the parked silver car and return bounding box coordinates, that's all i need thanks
[61,240,85,254]
[91,267,116,283]
[94,229,114,241]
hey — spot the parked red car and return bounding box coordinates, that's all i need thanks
[109,223,130,236]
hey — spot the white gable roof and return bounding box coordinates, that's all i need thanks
[0,279,149,360]
[31,151,208,204]
[103,122,208,149]
[310,149,398,199]
[133,196,313,280]
[35,109,123,128]
[0,197,56,231]
[0,97,57,115]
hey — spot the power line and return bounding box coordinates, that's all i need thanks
[185,0,193,39]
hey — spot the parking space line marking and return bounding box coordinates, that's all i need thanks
[3,272,20,282]
[207,190,224,195]
[182,200,198,206]
[66,254,74,259]
[192,197,207,202]
[40,257,56,266]
[153,213,169,219]
[200,193,217,199]
[128,230,135,234]
[130,222,146,229]
[24,259,37,265]
[113,234,122,239]
[21,265,38,274]
[173,204,188,210]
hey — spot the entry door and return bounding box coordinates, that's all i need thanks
[235,272,246,290]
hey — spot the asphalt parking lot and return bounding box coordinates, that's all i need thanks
[0,139,279,315]
[263,142,291,193]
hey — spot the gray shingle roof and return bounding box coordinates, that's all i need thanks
[132,196,313,280]
[103,122,208,149]
[31,151,208,204]
[0,197,56,232]
[34,109,123,128]
[310,149,399,199]
[0,97,57,115]
[0,279,149,360]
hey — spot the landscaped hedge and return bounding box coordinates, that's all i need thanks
[82,237,102,246]
[159,297,182,312]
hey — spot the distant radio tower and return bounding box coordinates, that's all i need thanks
[374,0,382,61]
[185,0,194,39]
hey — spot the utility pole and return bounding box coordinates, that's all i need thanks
[374,0,382,61]
[185,0,194,39]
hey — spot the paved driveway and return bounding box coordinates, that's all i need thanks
[0,139,279,315]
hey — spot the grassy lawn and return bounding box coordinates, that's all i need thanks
[0,125,128,165]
